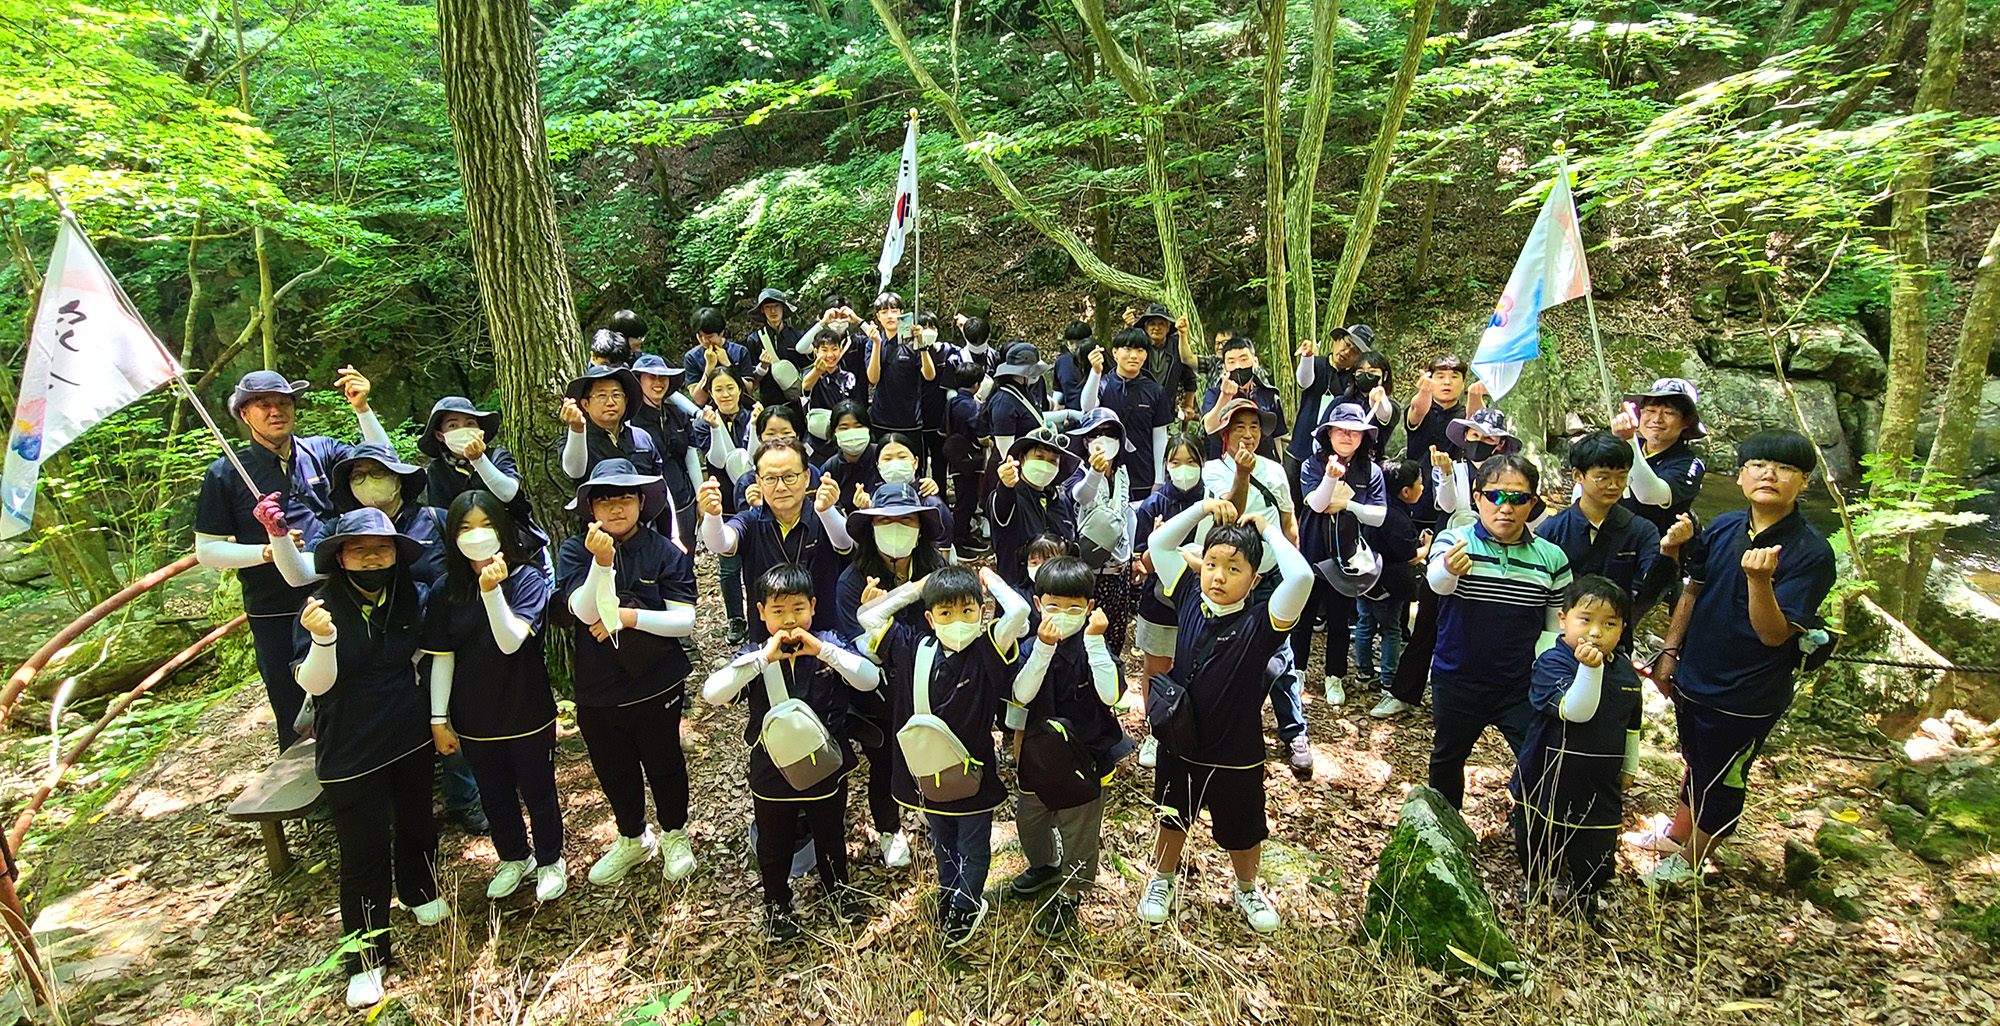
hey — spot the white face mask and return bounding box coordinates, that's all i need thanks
[874,522,920,559]
[351,475,401,510]
[836,427,872,456]
[880,458,917,484]
[1089,436,1119,462]
[932,618,984,652]
[1168,464,1203,490]
[1026,561,1043,583]
[1022,458,1059,488]
[456,527,502,561]
[443,426,483,458]
[1201,594,1247,617]
[1043,609,1088,639]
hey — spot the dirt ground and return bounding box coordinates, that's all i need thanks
[9,555,2000,1025]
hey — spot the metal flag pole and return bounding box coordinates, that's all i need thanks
[29,170,264,501]
[909,109,921,317]
[1555,143,1619,424]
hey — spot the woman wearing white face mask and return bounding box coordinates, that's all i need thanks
[1065,408,1138,659]
[817,399,881,514]
[986,429,1081,594]
[424,492,566,906]
[418,397,526,508]
[874,433,954,554]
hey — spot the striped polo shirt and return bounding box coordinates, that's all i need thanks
[1430,520,1572,692]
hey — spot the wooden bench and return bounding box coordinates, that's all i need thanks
[226,739,321,876]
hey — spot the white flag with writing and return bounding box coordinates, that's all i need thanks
[2,222,180,537]
[876,118,919,291]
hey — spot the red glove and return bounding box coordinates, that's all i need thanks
[252,492,288,538]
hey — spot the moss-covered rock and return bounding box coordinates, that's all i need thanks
[1789,323,1886,395]
[1881,753,2000,863]
[1363,786,1521,980]
[1814,818,1889,865]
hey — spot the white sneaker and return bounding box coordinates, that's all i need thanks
[410,897,451,926]
[1138,735,1158,769]
[1623,819,1684,854]
[880,830,913,868]
[1233,883,1280,933]
[1136,876,1176,924]
[535,858,568,902]
[660,828,697,881]
[344,968,386,1008]
[588,827,657,885]
[1323,676,1346,706]
[1369,695,1415,718]
[487,858,535,900]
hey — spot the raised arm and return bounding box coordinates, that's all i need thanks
[1085,630,1119,705]
[1149,497,1218,595]
[983,567,1032,646]
[560,423,589,479]
[1558,655,1606,723]
[480,583,532,655]
[470,455,520,502]
[1625,439,1672,507]
[194,533,271,570]
[1011,641,1055,706]
[1263,516,1312,629]
[816,639,881,691]
[701,650,765,705]
[267,531,324,589]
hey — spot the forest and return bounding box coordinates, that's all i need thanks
[0,0,1999,1023]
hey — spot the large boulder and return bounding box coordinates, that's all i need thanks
[1880,751,2000,863]
[1363,786,1522,979]
[1699,328,1786,371]
[1696,369,1851,478]
[1916,379,2000,480]
[30,618,207,704]
[1790,323,1887,395]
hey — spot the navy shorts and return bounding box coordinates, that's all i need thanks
[1152,751,1268,851]
[1673,694,1782,838]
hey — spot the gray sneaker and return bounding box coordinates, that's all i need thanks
[1286,734,1313,778]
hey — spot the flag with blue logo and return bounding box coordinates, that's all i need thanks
[876,116,919,291]
[1471,166,1592,401]
[2,222,180,538]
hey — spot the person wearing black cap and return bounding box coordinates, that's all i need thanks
[424,491,567,906]
[983,341,1056,463]
[628,353,704,550]
[1614,377,1709,540]
[290,508,446,1008]
[699,438,856,642]
[555,460,701,887]
[196,367,382,750]
[986,428,1080,593]
[1082,328,1174,494]
[683,307,759,401]
[1135,303,1198,400]
[747,288,808,407]
[560,364,662,486]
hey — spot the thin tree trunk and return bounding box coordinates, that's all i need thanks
[1812,0,1861,48]
[1260,0,1289,392]
[1906,219,2000,605]
[436,0,587,530]
[1285,0,1341,349]
[1766,0,1804,56]
[1819,0,1921,131]
[1324,0,1436,329]
[168,213,204,437]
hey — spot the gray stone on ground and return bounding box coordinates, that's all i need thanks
[1363,785,1522,979]
[1916,378,2000,480]
[1881,751,2000,864]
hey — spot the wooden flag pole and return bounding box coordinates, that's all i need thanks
[1553,143,1619,424]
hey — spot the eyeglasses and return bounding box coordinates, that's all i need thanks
[1479,489,1536,507]
[1741,460,1804,479]
[758,471,806,487]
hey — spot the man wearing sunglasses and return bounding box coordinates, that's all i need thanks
[1423,453,1573,810]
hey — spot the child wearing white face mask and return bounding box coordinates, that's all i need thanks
[986,430,1081,593]
[1130,430,1209,767]
[1005,557,1131,938]
[817,400,881,514]
[1066,409,1138,659]
[858,564,1032,947]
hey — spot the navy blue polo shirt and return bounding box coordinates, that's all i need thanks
[819,448,882,514]
[878,622,1015,816]
[1098,371,1172,493]
[425,442,518,508]
[555,525,697,707]
[1019,635,1133,775]
[1621,438,1706,538]
[291,582,431,783]
[1296,458,1386,566]
[631,400,696,508]
[726,504,851,642]
[195,435,350,615]
[982,384,1045,443]
[833,563,930,640]
[393,502,450,587]
[421,565,555,741]
[941,389,983,474]
[682,341,758,384]
[1403,400,1464,525]
[1517,640,1642,829]
[1429,521,1571,692]
[806,367,862,420]
[985,481,1076,593]
[1675,508,1835,717]
[1537,502,1661,610]
[731,631,862,801]
[1288,359,1353,464]
[1051,351,1088,409]
[868,336,930,430]
[1162,568,1292,769]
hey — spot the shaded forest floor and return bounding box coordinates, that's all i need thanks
[8,555,2000,1025]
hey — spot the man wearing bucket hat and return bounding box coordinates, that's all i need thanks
[560,363,663,488]
[555,459,701,887]
[984,342,1056,467]
[746,287,808,407]
[1431,407,1524,528]
[197,367,387,751]
[1615,377,1708,539]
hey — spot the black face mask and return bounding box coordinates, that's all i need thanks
[347,566,395,592]
[1354,372,1381,394]
[1230,367,1256,388]
[1465,441,1499,464]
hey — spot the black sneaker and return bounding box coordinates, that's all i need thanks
[832,887,868,926]
[1032,893,1079,938]
[764,901,800,941]
[453,805,491,836]
[1008,865,1063,898]
[941,897,988,948]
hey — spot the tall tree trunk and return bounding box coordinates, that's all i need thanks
[1905,219,2000,606]
[1766,0,1805,56]
[1260,0,1289,397]
[1285,0,1341,349]
[436,0,586,528]
[1811,0,1861,48]
[1324,0,1436,329]
[1819,0,1921,131]
[1874,0,1965,619]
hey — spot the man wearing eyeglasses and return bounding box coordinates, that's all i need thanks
[698,438,855,642]
[1627,429,1834,889]
[1422,452,1573,810]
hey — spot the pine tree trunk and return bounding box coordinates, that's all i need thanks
[1324,0,1436,328]
[436,0,586,527]
[1285,0,1342,349]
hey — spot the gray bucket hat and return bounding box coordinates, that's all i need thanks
[228,370,310,416]
[850,482,944,539]
[1624,377,1707,439]
[1446,407,1524,455]
[754,287,796,316]
[567,458,668,523]
[418,397,501,459]
[312,507,424,575]
[995,341,1054,382]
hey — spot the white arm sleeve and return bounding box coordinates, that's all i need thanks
[195,533,269,570]
[428,651,455,723]
[797,321,823,353]
[471,455,521,503]
[296,630,338,696]
[630,602,696,637]
[1081,369,1102,412]
[480,584,532,654]
[683,450,704,495]
[705,425,735,469]
[1152,426,1168,487]
[1371,395,1394,424]
[356,409,391,447]
[1625,439,1672,506]
[561,428,589,479]
[1085,633,1120,706]
[1012,641,1054,705]
[702,651,763,705]
[700,511,738,556]
[993,434,1016,460]
[671,392,703,418]
[1307,472,1341,514]
[1148,499,1209,596]
[268,532,323,588]
[1073,468,1105,506]
[1559,658,1605,723]
[1265,521,1313,626]
[1427,538,1464,595]
[1295,358,1315,389]
[986,569,1032,646]
[858,581,922,639]
[1352,502,1387,527]
[817,506,854,550]
[567,559,613,623]
[818,643,881,691]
